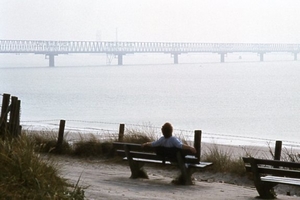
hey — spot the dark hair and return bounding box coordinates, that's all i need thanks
[161,122,173,138]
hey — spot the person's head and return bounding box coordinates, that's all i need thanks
[161,122,173,138]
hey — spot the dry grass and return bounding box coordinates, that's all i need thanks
[122,126,157,143]
[72,134,113,157]
[0,132,84,199]
[25,130,72,154]
[202,144,246,176]
[278,146,300,163]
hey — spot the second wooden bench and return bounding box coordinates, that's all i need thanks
[243,157,300,199]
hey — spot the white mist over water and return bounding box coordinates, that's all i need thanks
[1,54,300,146]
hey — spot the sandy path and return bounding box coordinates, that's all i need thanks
[52,156,298,200]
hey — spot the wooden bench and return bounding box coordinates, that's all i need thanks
[243,157,300,199]
[113,130,212,185]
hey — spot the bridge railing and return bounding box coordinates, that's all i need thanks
[1,40,300,54]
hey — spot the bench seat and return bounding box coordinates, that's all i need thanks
[261,176,300,186]
[122,156,212,169]
[116,149,202,164]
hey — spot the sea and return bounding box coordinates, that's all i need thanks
[0,52,300,148]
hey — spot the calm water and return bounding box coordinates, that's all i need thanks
[0,53,300,146]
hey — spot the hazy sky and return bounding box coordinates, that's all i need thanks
[1,0,300,43]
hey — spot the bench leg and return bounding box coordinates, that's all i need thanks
[172,152,194,185]
[254,182,277,199]
[124,145,149,179]
[127,160,149,179]
[248,157,277,199]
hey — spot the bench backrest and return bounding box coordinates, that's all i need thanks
[243,157,300,179]
[114,130,202,160]
[113,142,195,154]
[113,142,200,164]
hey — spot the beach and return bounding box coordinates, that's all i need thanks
[53,155,299,200]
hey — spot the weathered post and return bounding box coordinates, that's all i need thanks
[194,130,202,160]
[56,119,66,153]
[9,96,19,136]
[274,140,282,161]
[14,99,21,136]
[0,93,11,135]
[118,123,125,142]
[17,99,22,135]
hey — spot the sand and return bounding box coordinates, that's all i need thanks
[51,156,299,200]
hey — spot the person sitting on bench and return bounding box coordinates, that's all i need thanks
[142,122,196,154]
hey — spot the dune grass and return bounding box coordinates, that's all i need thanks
[72,134,113,157]
[201,144,246,176]
[27,130,72,154]
[0,132,84,199]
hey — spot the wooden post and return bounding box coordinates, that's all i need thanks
[274,140,282,161]
[118,123,125,142]
[56,119,66,153]
[9,96,19,136]
[13,99,21,136]
[194,130,202,161]
[0,93,10,134]
[16,99,22,136]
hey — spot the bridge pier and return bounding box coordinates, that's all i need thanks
[173,53,179,64]
[259,53,264,62]
[294,52,298,61]
[117,53,124,65]
[46,54,57,67]
[219,53,226,63]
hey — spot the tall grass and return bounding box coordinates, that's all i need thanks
[72,134,113,157]
[0,133,84,199]
[26,130,72,154]
[123,126,157,143]
[202,144,246,175]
